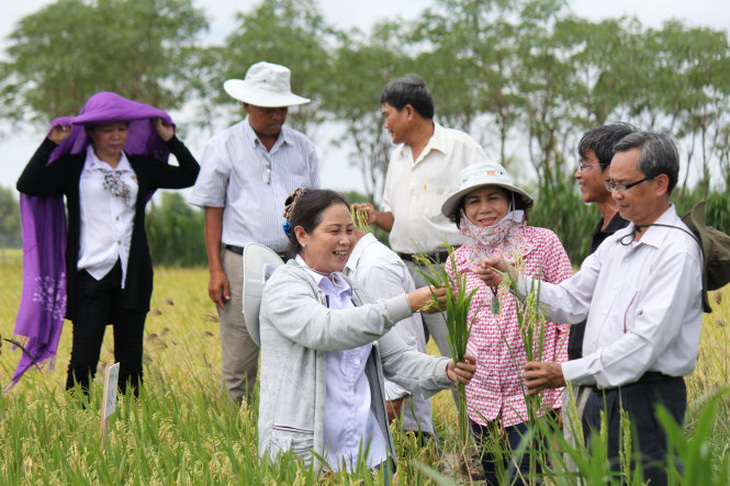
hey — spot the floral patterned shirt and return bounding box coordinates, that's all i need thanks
[447,225,573,427]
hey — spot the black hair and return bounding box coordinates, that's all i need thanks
[379,74,435,119]
[613,131,680,194]
[285,189,350,257]
[578,122,638,169]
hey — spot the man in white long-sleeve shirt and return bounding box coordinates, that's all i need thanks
[481,131,703,485]
[344,230,436,441]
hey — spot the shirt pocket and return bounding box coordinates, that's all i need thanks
[423,186,448,220]
[270,424,315,458]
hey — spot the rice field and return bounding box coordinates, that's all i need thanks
[0,257,728,484]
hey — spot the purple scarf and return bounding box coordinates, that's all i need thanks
[10,92,174,389]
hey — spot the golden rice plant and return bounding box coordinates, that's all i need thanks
[414,247,477,453]
[350,206,371,233]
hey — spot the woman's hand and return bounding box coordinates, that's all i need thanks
[48,124,72,144]
[446,353,477,385]
[153,117,175,142]
[407,286,446,314]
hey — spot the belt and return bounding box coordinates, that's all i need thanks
[224,244,288,260]
[589,371,678,393]
[397,250,453,264]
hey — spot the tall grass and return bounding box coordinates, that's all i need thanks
[1,263,728,483]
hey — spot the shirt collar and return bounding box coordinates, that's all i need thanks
[85,145,132,172]
[393,122,447,164]
[615,204,679,249]
[591,211,629,238]
[243,116,291,150]
[344,233,378,275]
[295,254,351,294]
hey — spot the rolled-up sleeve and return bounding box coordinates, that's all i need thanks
[190,141,229,208]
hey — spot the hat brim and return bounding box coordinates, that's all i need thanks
[441,183,534,220]
[224,79,311,108]
[242,243,286,346]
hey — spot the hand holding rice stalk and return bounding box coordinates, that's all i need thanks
[350,206,371,233]
[490,258,548,403]
[414,246,478,447]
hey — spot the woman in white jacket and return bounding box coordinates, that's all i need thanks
[258,188,476,474]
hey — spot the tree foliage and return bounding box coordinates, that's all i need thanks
[214,0,334,133]
[146,192,206,267]
[0,187,21,248]
[2,0,729,263]
[0,0,208,123]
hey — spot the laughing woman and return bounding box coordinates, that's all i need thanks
[16,92,199,396]
[257,188,476,474]
[441,162,572,485]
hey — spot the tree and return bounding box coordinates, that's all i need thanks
[0,0,208,125]
[412,0,524,166]
[215,0,334,135]
[323,22,407,204]
[0,187,21,248]
[146,192,206,267]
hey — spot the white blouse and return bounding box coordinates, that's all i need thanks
[296,255,388,471]
[77,146,138,287]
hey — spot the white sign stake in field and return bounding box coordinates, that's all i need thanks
[100,362,120,451]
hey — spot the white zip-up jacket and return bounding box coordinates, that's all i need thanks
[258,261,454,470]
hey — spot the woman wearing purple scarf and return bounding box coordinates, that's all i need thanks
[14,92,199,397]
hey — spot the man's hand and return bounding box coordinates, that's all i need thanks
[447,353,477,385]
[523,361,565,396]
[208,269,230,310]
[351,202,378,225]
[386,397,406,423]
[351,203,394,232]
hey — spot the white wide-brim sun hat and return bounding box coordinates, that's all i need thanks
[224,61,311,108]
[441,161,534,219]
[242,243,286,346]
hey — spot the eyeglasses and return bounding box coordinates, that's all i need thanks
[262,153,272,185]
[576,163,599,174]
[603,176,654,193]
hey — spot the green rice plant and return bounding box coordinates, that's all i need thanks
[414,246,477,453]
[1,262,728,484]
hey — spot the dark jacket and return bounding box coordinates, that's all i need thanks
[17,136,199,320]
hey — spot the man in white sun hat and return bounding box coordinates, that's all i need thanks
[191,61,321,406]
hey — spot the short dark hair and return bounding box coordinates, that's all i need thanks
[285,189,350,257]
[578,122,638,169]
[380,74,434,119]
[614,131,680,194]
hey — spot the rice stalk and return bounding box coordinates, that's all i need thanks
[414,245,477,458]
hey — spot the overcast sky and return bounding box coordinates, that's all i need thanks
[1,0,728,194]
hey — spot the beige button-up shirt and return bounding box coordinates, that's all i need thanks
[381,122,488,254]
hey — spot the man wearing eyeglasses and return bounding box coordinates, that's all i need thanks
[191,62,321,406]
[563,124,636,463]
[481,131,703,484]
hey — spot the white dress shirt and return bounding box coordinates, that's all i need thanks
[190,118,320,252]
[296,255,388,471]
[344,233,434,434]
[381,122,488,254]
[77,146,138,286]
[516,205,703,388]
